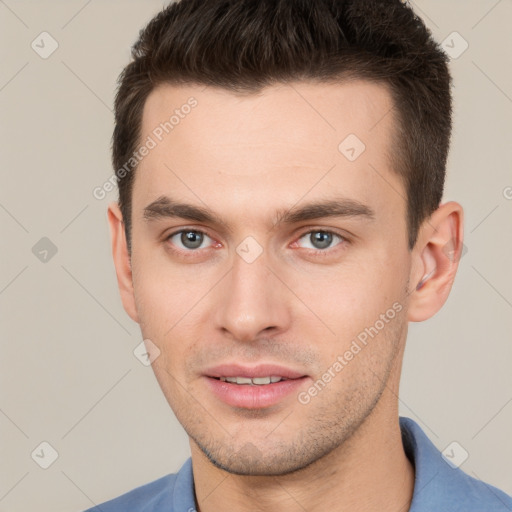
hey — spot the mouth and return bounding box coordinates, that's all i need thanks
[214,375,290,385]
[203,364,309,409]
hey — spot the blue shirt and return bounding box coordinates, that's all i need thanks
[85,416,512,511]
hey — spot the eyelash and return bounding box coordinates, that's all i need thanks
[164,228,349,257]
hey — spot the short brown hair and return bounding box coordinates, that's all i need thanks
[112,0,452,251]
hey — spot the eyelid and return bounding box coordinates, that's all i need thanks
[166,227,206,236]
[295,226,350,240]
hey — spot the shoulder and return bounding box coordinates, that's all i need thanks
[83,473,176,512]
[400,416,512,512]
[419,466,512,512]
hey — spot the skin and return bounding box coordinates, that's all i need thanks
[108,80,464,512]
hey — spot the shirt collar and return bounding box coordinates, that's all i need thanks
[172,457,196,512]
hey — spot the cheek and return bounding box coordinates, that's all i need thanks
[131,249,204,329]
[293,249,408,346]
[130,253,213,374]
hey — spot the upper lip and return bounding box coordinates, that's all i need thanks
[204,364,306,379]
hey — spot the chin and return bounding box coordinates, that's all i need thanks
[193,435,335,477]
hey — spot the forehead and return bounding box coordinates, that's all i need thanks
[133,79,404,230]
[141,79,395,159]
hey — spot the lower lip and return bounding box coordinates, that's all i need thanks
[204,376,308,409]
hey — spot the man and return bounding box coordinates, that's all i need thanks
[87,0,512,510]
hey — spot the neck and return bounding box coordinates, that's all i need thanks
[190,395,414,512]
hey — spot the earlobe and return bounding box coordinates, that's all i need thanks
[407,201,464,322]
[107,202,140,323]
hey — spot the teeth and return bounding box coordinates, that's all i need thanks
[219,376,285,385]
[252,377,271,385]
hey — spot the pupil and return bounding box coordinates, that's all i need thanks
[182,231,203,249]
[312,231,331,249]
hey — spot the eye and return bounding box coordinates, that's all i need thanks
[295,230,346,251]
[166,229,214,251]
[164,228,347,255]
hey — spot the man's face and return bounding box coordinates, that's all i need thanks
[128,80,413,475]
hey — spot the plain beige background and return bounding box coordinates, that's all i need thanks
[1,1,511,510]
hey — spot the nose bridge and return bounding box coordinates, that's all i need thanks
[214,242,289,342]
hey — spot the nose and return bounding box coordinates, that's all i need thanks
[213,247,291,343]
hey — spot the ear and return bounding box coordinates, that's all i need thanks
[107,202,139,323]
[407,201,464,322]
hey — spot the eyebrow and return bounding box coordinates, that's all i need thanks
[143,195,376,231]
